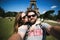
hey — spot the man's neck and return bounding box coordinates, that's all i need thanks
[30,21,36,26]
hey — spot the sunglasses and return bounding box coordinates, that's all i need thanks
[22,16,26,19]
[28,14,36,18]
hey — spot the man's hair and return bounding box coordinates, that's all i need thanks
[26,10,38,17]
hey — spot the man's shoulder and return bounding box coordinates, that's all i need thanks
[41,22,49,25]
[41,22,51,29]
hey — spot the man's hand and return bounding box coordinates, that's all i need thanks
[35,18,41,25]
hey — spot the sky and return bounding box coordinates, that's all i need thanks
[0,0,60,14]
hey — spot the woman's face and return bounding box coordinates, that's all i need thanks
[21,13,28,24]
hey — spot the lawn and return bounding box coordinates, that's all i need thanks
[0,17,15,40]
[0,17,60,40]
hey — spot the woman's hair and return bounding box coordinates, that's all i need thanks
[14,12,24,33]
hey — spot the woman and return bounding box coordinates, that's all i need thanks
[8,12,28,40]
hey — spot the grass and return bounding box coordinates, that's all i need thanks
[0,17,60,40]
[46,35,57,40]
[0,17,15,40]
[44,21,60,26]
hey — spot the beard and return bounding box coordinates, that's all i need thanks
[29,19,37,26]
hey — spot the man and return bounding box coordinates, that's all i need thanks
[24,10,51,40]
[25,10,60,40]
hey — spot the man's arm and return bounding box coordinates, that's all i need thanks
[41,23,60,39]
[52,26,60,32]
[41,23,60,33]
[49,26,60,39]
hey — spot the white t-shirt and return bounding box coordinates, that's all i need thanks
[25,23,51,40]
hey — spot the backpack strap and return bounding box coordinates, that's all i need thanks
[39,23,46,40]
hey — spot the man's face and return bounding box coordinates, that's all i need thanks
[27,12,37,24]
[21,13,28,24]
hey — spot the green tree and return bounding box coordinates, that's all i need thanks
[43,10,55,19]
[57,10,60,19]
[0,7,5,17]
[5,12,12,17]
[5,11,17,17]
[12,12,17,17]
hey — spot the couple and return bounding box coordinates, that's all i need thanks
[9,10,60,40]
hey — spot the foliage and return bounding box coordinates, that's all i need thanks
[43,10,55,19]
[5,12,17,17]
[57,10,60,19]
[0,7,5,18]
